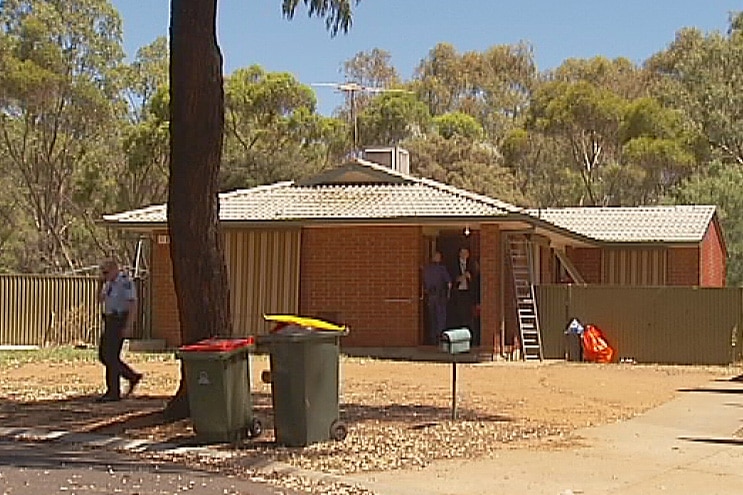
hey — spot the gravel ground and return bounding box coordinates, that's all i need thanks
[0,351,738,494]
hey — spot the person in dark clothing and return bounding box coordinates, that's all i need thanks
[422,251,452,344]
[449,247,478,330]
[96,258,143,402]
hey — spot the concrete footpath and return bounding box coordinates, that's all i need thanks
[347,379,743,495]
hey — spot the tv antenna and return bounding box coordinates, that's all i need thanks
[312,82,412,154]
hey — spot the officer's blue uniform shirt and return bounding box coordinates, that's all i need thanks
[104,272,137,314]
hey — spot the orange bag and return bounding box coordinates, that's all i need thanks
[581,324,615,363]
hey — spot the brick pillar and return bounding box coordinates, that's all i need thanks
[151,231,182,347]
[479,224,501,356]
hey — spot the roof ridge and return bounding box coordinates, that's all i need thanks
[352,157,523,213]
[530,204,716,211]
[220,181,294,198]
[102,202,166,221]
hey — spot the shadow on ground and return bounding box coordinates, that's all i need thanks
[679,436,743,447]
[678,387,743,395]
[0,391,514,446]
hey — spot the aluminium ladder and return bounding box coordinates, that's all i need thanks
[507,235,544,361]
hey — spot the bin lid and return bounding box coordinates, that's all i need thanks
[178,337,255,353]
[264,314,348,333]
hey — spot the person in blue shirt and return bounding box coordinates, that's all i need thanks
[96,258,143,402]
[423,250,452,345]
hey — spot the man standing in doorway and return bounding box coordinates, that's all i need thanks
[449,247,478,331]
[96,258,143,402]
[423,251,451,345]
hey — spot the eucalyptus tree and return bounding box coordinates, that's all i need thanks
[356,91,430,146]
[119,37,170,211]
[528,79,626,205]
[414,41,536,140]
[407,132,525,206]
[0,0,125,272]
[526,56,697,206]
[336,48,402,144]
[647,12,743,166]
[222,64,345,188]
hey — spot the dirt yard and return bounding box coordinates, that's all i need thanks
[0,350,738,477]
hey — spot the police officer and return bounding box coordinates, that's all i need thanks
[423,251,452,345]
[96,258,142,402]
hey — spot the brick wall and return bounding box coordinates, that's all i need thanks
[479,224,501,353]
[700,220,727,287]
[667,247,700,286]
[299,225,421,347]
[150,231,182,347]
[566,247,602,283]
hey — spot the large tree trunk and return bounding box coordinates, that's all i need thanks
[165,0,232,419]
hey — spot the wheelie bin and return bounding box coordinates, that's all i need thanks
[176,337,261,443]
[259,315,348,447]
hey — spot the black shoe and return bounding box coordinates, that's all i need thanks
[124,374,143,398]
[94,394,120,403]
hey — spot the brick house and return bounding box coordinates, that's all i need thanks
[104,157,726,359]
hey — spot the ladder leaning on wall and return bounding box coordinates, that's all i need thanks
[507,234,544,361]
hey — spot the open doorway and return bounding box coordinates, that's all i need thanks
[435,230,481,346]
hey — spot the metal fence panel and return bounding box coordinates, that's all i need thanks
[536,285,743,365]
[0,275,102,346]
[224,229,301,337]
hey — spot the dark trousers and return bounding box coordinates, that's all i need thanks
[99,313,137,397]
[450,289,474,329]
[425,295,448,344]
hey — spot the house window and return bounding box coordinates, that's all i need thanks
[602,248,667,286]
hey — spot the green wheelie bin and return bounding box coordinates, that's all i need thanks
[176,337,262,443]
[259,326,347,447]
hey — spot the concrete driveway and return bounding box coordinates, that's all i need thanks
[348,378,743,495]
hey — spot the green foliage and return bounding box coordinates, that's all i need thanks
[674,161,743,285]
[550,56,651,99]
[123,36,168,122]
[343,48,400,89]
[221,65,345,188]
[282,0,357,36]
[0,0,126,272]
[433,112,484,140]
[647,14,743,165]
[414,42,536,140]
[527,70,699,206]
[406,134,525,205]
[357,92,430,146]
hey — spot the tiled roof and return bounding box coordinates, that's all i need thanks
[103,160,522,225]
[526,205,716,243]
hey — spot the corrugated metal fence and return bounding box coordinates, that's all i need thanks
[0,275,102,346]
[224,229,301,336]
[536,285,743,365]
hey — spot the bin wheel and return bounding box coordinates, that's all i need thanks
[249,418,263,438]
[329,420,347,442]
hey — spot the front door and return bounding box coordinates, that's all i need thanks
[436,230,480,346]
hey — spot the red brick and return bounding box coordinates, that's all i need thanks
[700,219,726,287]
[667,247,700,286]
[299,226,422,347]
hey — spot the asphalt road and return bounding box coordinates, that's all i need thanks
[0,439,282,495]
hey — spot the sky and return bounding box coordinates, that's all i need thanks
[111,1,741,115]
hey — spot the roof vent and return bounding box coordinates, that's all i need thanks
[362,146,410,175]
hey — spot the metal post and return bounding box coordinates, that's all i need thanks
[451,356,458,420]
